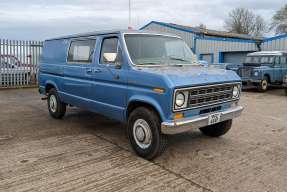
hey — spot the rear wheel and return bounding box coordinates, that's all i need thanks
[200,120,232,137]
[47,88,66,119]
[127,107,168,160]
[257,76,269,92]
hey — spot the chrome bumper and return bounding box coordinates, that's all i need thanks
[161,106,243,135]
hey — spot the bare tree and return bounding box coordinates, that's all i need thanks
[270,4,287,34]
[224,8,267,36]
[198,23,207,29]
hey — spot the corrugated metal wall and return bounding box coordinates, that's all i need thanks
[143,23,195,48]
[261,34,287,51]
[196,38,258,63]
[142,22,259,63]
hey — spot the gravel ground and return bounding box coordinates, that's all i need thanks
[0,88,286,192]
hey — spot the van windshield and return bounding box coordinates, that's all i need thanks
[124,34,199,66]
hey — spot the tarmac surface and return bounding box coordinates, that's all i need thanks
[0,88,286,192]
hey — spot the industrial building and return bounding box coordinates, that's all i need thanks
[140,21,287,64]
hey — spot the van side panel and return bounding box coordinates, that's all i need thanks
[39,39,68,96]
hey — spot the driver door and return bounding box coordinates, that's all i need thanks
[281,56,287,81]
[274,56,283,82]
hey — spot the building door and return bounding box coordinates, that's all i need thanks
[223,51,251,64]
[200,54,214,64]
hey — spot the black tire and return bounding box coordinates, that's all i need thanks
[127,107,168,160]
[200,120,232,137]
[47,88,66,119]
[257,76,269,92]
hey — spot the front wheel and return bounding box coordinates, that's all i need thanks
[200,120,232,137]
[127,107,168,160]
[47,88,66,119]
[257,77,268,92]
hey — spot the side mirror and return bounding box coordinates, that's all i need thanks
[103,53,117,63]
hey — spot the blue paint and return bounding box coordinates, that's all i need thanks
[211,54,214,63]
[39,30,242,125]
[263,33,287,42]
[218,52,224,63]
[139,21,195,33]
[192,37,197,53]
[196,36,256,43]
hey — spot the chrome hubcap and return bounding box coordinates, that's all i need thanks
[49,95,57,113]
[133,119,152,149]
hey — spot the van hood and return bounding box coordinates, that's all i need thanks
[139,65,241,88]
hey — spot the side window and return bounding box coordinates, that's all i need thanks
[281,57,287,67]
[274,56,280,67]
[67,39,96,63]
[100,37,122,64]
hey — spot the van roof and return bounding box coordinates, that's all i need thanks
[247,51,287,56]
[46,29,180,41]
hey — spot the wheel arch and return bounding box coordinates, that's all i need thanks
[126,98,165,122]
[264,74,271,83]
[45,81,58,94]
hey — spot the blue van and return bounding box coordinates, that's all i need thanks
[238,51,287,91]
[39,30,243,159]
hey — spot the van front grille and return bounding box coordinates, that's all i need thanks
[174,83,240,111]
[238,68,252,77]
[189,84,234,108]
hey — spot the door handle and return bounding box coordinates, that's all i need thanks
[86,68,93,73]
[93,68,101,73]
[86,68,101,74]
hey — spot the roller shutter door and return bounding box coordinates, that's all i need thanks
[223,52,251,64]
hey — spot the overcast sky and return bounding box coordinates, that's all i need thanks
[0,0,285,40]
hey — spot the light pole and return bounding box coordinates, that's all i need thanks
[128,0,132,29]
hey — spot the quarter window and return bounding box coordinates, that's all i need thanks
[274,57,280,67]
[67,39,96,63]
[281,57,287,65]
[100,37,122,64]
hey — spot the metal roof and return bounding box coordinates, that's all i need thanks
[141,21,263,41]
[46,29,179,41]
[247,51,287,56]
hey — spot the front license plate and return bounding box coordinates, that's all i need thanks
[208,113,221,125]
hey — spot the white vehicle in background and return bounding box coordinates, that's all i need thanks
[0,55,32,86]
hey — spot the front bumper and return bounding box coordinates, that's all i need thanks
[161,106,243,135]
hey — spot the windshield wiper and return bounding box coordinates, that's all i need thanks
[136,62,162,66]
[168,56,189,62]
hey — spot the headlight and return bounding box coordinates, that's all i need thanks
[253,71,259,76]
[175,92,185,107]
[174,91,188,109]
[232,85,240,98]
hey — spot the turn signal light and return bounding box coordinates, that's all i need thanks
[173,113,184,120]
[153,88,165,93]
